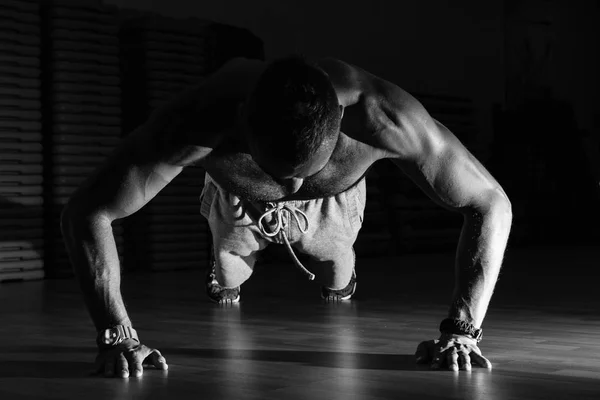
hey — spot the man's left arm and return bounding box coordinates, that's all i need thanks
[382,95,512,370]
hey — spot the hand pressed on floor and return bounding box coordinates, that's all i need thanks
[95,339,168,378]
[415,333,492,371]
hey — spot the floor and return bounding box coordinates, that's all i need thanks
[0,245,599,399]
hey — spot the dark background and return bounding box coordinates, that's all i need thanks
[0,0,598,281]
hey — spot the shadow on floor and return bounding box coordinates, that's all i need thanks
[164,347,432,372]
[0,360,93,379]
[0,343,434,378]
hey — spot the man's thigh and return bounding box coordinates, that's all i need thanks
[201,178,269,286]
[294,179,366,288]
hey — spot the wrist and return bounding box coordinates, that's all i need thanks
[96,325,140,350]
[439,332,478,345]
[439,318,483,342]
[95,316,132,333]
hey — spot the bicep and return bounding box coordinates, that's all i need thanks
[390,118,508,214]
[65,59,248,220]
[67,114,208,221]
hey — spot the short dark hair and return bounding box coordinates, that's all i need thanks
[246,55,341,169]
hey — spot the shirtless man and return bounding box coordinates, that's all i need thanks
[61,56,512,378]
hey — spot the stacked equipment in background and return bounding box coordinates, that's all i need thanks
[0,0,45,282]
[41,0,124,277]
[120,15,263,271]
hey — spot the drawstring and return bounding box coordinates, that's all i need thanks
[258,202,315,280]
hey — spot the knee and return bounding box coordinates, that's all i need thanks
[215,251,256,288]
[315,260,354,290]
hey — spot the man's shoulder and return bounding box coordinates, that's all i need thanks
[320,58,435,161]
[150,58,264,149]
[205,57,266,99]
[318,58,421,115]
[316,58,362,96]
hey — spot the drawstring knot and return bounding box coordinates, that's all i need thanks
[258,202,315,280]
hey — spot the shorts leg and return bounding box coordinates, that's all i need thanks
[200,175,269,288]
[305,244,356,290]
[294,179,366,289]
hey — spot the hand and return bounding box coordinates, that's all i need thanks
[95,339,168,378]
[414,333,492,371]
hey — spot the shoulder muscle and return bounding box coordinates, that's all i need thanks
[368,79,507,211]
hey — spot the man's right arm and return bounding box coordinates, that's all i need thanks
[61,85,214,332]
[59,79,220,378]
[59,57,255,377]
[60,55,255,330]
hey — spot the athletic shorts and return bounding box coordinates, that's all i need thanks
[199,173,366,289]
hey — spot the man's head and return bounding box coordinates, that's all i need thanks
[243,55,343,180]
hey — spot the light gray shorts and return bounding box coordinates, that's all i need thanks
[199,173,366,289]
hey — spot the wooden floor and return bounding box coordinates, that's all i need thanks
[1,245,599,399]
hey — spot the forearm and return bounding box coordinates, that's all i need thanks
[449,200,512,327]
[61,209,131,331]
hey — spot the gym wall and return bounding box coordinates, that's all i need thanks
[0,0,264,281]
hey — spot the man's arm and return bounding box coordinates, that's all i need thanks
[61,57,249,333]
[384,99,512,328]
[60,79,221,377]
[61,86,214,331]
[379,87,511,370]
[330,56,512,324]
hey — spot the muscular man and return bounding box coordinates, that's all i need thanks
[61,56,512,378]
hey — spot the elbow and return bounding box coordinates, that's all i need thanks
[488,190,513,225]
[468,189,512,221]
[61,198,108,234]
[494,190,512,214]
